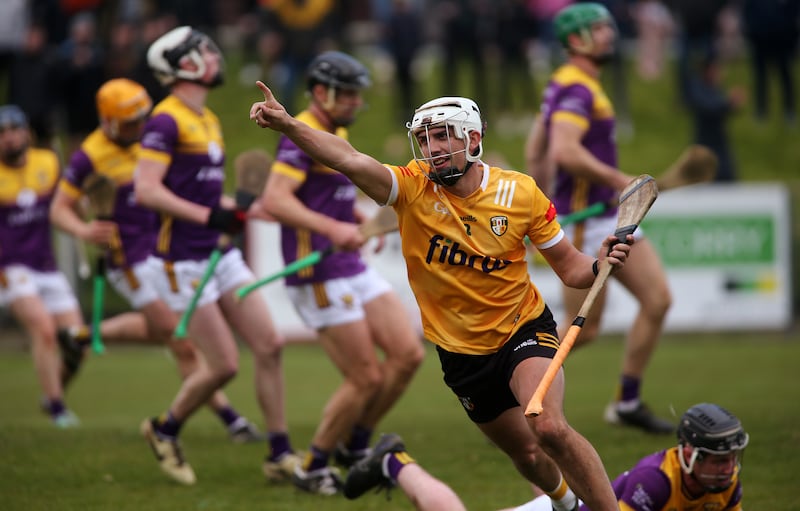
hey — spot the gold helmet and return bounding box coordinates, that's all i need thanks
[96,78,152,124]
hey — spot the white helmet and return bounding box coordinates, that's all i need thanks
[147,26,224,87]
[406,97,485,186]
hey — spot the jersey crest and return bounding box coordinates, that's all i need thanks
[490,215,508,236]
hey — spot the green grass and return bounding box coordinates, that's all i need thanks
[1,332,798,510]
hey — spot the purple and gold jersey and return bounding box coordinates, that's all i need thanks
[0,148,60,271]
[584,447,743,511]
[541,63,617,218]
[59,129,157,268]
[387,161,563,355]
[272,110,365,286]
[139,95,225,261]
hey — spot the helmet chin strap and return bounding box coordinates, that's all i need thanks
[430,161,474,187]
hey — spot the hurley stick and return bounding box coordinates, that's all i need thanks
[82,173,119,354]
[173,149,272,339]
[235,206,399,300]
[524,174,659,417]
[558,145,716,227]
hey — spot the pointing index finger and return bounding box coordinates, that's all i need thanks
[255,81,272,101]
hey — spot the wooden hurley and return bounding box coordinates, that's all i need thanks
[525,175,659,417]
[82,173,119,355]
[656,144,718,191]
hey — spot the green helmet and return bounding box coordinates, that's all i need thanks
[554,2,614,48]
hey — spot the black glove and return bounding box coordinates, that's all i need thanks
[206,207,246,235]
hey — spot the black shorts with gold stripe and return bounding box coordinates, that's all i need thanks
[436,306,559,423]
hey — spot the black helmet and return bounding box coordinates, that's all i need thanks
[677,403,748,493]
[306,51,371,91]
[678,403,749,453]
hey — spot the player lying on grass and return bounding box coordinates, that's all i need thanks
[344,403,748,511]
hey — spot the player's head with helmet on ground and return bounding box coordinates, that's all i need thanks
[0,105,31,164]
[406,96,486,187]
[554,2,617,64]
[96,78,153,147]
[147,26,225,89]
[306,50,371,127]
[677,402,749,494]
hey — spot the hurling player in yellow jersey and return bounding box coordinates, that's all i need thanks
[251,85,634,510]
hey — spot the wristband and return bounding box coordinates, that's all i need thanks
[206,207,246,235]
[592,259,599,277]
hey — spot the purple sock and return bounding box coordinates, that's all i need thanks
[305,445,329,472]
[48,398,66,417]
[347,424,372,451]
[216,406,239,427]
[620,375,641,403]
[268,432,292,460]
[156,412,183,438]
[385,452,414,482]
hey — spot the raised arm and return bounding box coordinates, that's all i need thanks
[250,81,393,204]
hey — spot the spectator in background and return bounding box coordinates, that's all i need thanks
[128,12,177,104]
[257,0,342,115]
[0,0,29,92]
[740,0,799,125]
[7,23,57,147]
[681,54,745,182]
[435,0,494,110]
[51,11,106,157]
[384,0,422,123]
[632,0,675,81]
[495,0,538,115]
[668,0,730,81]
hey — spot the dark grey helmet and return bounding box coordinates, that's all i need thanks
[306,51,371,91]
[678,403,749,453]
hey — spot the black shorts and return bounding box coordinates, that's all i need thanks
[436,306,559,423]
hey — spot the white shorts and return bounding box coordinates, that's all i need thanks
[563,215,644,256]
[0,265,79,314]
[286,266,392,330]
[106,256,161,310]
[145,248,255,312]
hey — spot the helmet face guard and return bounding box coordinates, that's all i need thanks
[148,26,224,87]
[406,97,484,187]
[306,51,371,125]
[677,403,749,493]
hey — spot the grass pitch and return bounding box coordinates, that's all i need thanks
[0,330,798,510]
